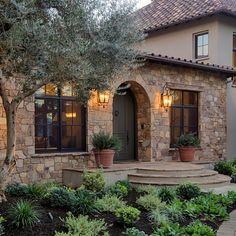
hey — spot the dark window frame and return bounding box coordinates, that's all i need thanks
[170,90,199,147]
[195,32,209,59]
[35,87,87,153]
[233,33,236,67]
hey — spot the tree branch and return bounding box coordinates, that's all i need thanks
[0,70,9,109]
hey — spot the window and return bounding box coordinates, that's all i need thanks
[35,84,86,153]
[195,32,209,59]
[170,90,198,147]
[233,34,236,67]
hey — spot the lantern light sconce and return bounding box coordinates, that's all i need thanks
[98,91,110,108]
[161,84,173,111]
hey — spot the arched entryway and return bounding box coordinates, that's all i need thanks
[113,81,151,162]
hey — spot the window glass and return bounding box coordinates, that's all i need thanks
[61,83,73,96]
[170,90,198,147]
[195,33,208,58]
[35,85,86,153]
[45,84,58,96]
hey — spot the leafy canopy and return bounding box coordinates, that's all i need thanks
[0,0,144,103]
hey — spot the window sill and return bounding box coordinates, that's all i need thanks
[169,147,202,151]
[195,57,210,62]
[32,152,91,158]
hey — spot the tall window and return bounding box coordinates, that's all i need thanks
[170,90,198,147]
[35,84,86,153]
[195,32,209,59]
[233,34,236,67]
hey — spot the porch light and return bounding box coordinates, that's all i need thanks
[161,85,173,110]
[65,112,77,118]
[98,91,110,107]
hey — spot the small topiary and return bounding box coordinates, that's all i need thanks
[82,169,106,192]
[214,161,235,176]
[115,207,140,226]
[122,227,148,236]
[176,182,201,200]
[157,186,176,204]
[136,194,165,211]
[8,200,40,228]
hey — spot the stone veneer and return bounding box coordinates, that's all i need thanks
[0,61,227,184]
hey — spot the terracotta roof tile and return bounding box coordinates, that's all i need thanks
[135,0,236,32]
[141,53,236,75]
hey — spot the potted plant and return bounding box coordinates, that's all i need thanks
[91,132,121,168]
[176,133,200,162]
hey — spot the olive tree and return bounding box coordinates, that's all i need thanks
[0,0,144,201]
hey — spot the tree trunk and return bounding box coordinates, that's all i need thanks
[0,103,17,202]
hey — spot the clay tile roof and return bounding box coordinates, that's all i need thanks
[141,53,236,75]
[135,0,236,32]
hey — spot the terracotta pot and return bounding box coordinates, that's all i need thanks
[93,149,115,168]
[179,147,196,162]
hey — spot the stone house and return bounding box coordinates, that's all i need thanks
[0,54,235,184]
[135,0,236,159]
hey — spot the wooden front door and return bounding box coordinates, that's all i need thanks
[113,90,136,161]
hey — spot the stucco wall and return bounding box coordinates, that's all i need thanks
[0,63,227,184]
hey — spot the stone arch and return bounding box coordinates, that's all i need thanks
[113,80,152,162]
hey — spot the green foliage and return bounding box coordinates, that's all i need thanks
[176,182,201,200]
[55,213,109,236]
[106,181,129,197]
[115,207,140,226]
[74,189,96,215]
[47,187,77,210]
[95,194,126,213]
[135,185,158,195]
[136,194,165,211]
[214,161,235,176]
[122,227,148,236]
[91,132,121,151]
[152,223,185,236]
[6,183,28,197]
[8,200,40,228]
[149,209,170,227]
[176,133,200,147]
[157,187,176,204]
[82,169,106,192]
[26,183,48,198]
[0,216,5,236]
[184,220,215,236]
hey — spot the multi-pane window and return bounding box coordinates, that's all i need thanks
[170,90,198,147]
[35,84,86,153]
[233,34,236,67]
[195,32,209,59]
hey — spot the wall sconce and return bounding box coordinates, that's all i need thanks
[98,91,110,108]
[65,112,77,118]
[161,84,173,111]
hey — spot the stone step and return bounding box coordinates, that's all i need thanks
[128,174,231,188]
[136,167,208,176]
[134,169,218,178]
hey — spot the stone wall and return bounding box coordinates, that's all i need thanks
[0,62,227,184]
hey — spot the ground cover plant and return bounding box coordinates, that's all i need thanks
[1,180,236,235]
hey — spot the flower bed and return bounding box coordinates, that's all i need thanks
[1,171,236,236]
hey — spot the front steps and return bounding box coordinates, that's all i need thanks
[128,164,231,188]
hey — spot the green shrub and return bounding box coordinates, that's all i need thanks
[47,187,77,210]
[74,189,96,215]
[95,194,126,213]
[163,200,185,223]
[152,223,184,236]
[122,227,148,236]
[176,133,200,148]
[91,132,121,151]
[157,186,176,203]
[55,213,109,236]
[8,200,40,228]
[136,194,165,211]
[106,181,129,197]
[149,209,170,227]
[176,182,201,200]
[82,170,105,192]
[26,183,48,198]
[0,216,5,236]
[115,207,140,226]
[184,220,215,236]
[214,161,235,176]
[6,183,28,197]
[135,185,158,195]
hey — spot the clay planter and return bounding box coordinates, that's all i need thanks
[93,149,115,168]
[179,147,196,162]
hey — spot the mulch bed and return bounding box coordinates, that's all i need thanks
[0,191,235,236]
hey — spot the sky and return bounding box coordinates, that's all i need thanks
[137,0,152,9]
